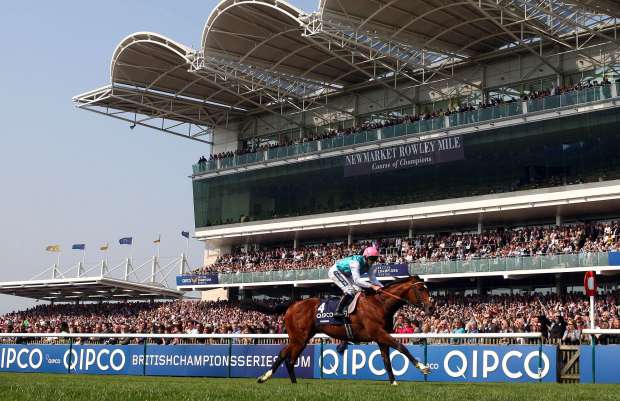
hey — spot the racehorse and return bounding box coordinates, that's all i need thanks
[252,275,433,386]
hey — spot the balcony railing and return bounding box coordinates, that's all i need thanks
[193,85,619,175]
[211,252,610,285]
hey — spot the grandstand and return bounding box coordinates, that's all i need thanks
[70,0,620,304]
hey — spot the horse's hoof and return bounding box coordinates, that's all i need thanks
[257,370,272,383]
[416,363,431,375]
[391,381,399,386]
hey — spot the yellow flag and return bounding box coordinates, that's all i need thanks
[100,243,109,251]
[45,245,60,252]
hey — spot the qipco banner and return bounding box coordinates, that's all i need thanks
[176,274,219,286]
[0,344,313,378]
[0,343,556,382]
[315,345,557,383]
[343,136,464,177]
[580,345,620,383]
[374,263,409,277]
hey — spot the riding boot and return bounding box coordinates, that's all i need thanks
[334,293,353,319]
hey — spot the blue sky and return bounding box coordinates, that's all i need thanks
[0,0,317,313]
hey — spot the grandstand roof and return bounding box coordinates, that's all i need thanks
[0,276,183,303]
[74,0,620,138]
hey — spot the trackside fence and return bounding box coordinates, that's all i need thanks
[580,329,620,384]
[0,332,569,383]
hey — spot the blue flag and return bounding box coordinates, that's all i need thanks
[72,244,85,250]
[119,237,133,245]
[181,231,190,239]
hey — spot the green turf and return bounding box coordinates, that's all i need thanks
[0,373,618,401]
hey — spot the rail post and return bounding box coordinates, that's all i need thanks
[538,335,542,383]
[142,336,147,376]
[227,338,232,378]
[319,338,324,380]
[67,337,73,375]
[423,338,428,383]
[591,334,596,384]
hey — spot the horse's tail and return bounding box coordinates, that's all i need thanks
[240,300,292,315]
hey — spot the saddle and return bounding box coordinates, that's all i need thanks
[314,292,361,325]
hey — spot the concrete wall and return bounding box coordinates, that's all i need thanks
[212,124,241,154]
[200,288,229,301]
[203,242,231,267]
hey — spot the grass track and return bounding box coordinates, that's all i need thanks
[0,373,619,401]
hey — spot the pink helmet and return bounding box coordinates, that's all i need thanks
[363,247,379,258]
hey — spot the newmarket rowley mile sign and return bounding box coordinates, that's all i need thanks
[343,135,464,177]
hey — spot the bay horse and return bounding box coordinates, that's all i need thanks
[253,275,433,385]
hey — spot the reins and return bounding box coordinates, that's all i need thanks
[377,288,409,303]
[376,281,426,304]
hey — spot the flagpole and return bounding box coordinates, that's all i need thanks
[157,234,160,259]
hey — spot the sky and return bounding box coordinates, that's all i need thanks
[0,0,317,313]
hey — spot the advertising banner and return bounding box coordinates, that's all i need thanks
[0,344,312,379]
[143,345,229,377]
[229,345,313,379]
[314,344,556,383]
[343,136,464,177]
[607,251,620,266]
[580,345,620,383]
[0,343,556,383]
[176,274,219,286]
[374,264,409,277]
[0,344,68,374]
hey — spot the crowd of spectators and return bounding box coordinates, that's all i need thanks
[0,300,283,345]
[197,78,614,166]
[396,291,620,345]
[193,220,620,274]
[2,291,619,345]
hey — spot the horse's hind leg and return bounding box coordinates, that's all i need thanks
[379,344,397,385]
[284,341,308,384]
[257,345,288,383]
[284,357,297,384]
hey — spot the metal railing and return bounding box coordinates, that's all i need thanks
[193,84,618,174]
[0,332,542,345]
[212,252,610,285]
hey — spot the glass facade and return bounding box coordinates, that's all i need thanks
[193,108,620,228]
[212,252,610,285]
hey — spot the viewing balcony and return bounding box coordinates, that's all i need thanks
[178,252,614,289]
[193,84,619,175]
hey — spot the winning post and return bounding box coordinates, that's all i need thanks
[584,271,597,329]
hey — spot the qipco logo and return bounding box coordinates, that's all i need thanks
[0,347,43,370]
[63,348,126,372]
[443,350,550,380]
[320,349,438,377]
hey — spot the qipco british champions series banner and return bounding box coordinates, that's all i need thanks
[343,136,464,177]
[0,343,556,383]
[176,274,219,286]
[374,264,409,277]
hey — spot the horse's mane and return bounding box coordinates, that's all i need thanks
[383,275,421,288]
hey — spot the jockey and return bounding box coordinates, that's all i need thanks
[328,246,384,318]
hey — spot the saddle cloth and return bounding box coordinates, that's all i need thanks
[315,293,361,325]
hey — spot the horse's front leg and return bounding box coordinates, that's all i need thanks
[379,344,398,385]
[376,332,430,375]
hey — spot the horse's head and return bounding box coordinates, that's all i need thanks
[405,276,433,315]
